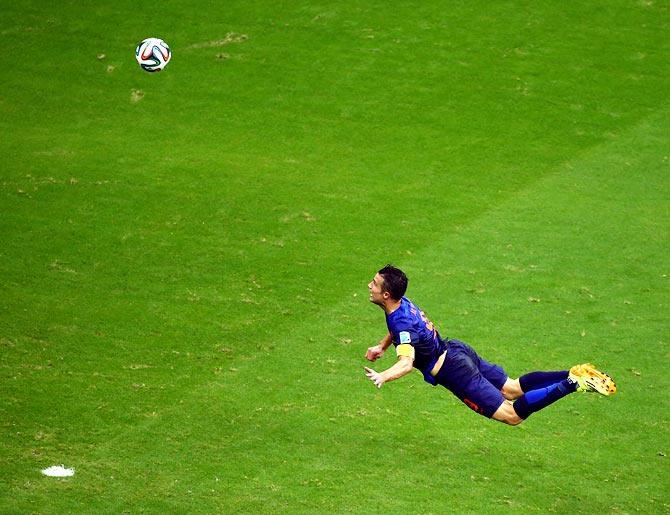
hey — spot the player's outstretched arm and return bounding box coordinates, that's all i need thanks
[364,356,413,388]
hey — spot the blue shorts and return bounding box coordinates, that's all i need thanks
[434,339,508,418]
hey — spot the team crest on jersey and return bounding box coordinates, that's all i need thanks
[399,331,411,344]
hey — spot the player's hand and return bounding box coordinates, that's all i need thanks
[365,344,384,362]
[364,367,385,388]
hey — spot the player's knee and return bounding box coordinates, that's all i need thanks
[504,414,524,426]
[501,378,523,400]
[492,400,524,426]
[497,410,524,426]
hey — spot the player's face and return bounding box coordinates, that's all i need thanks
[368,273,388,305]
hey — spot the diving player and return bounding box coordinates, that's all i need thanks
[363,264,616,425]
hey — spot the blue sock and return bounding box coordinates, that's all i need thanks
[519,370,569,391]
[513,379,577,419]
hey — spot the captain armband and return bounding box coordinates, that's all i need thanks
[396,344,415,360]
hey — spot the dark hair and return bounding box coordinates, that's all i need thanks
[378,264,408,300]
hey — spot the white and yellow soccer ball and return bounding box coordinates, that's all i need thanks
[135,37,171,72]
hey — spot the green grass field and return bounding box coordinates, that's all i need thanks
[1,1,669,512]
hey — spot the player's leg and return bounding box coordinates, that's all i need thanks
[458,378,565,426]
[438,343,617,424]
[459,342,602,422]
[458,358,574,425]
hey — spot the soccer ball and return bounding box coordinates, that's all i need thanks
[135,38,171,72]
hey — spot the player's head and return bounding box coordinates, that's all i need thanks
[376,264,408,301]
